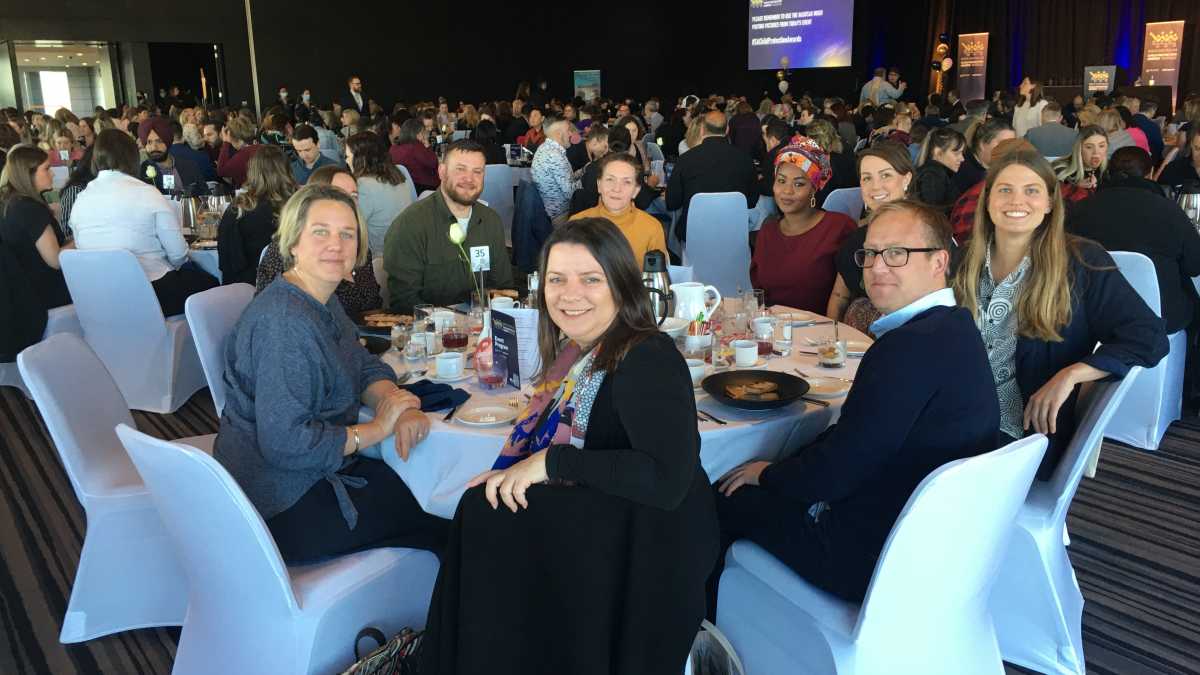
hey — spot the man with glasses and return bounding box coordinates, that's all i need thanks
[710,200,1000,607]
[340,75,368,116]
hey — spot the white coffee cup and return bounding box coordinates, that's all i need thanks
[435,352,464,379]
[490,297,522,310]
[685,358,706,387]
[431,310,456,332]
[732,339,759,367]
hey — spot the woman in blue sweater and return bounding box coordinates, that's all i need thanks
[952,148,1168,478]
[214,184,446,562]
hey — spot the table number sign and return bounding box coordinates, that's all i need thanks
[469,246,491,272]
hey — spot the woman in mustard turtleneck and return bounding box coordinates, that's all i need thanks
[570,153,666,270]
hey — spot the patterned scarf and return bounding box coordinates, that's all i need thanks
[493,341,607,469]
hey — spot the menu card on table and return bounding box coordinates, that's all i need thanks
[491,308,540,389]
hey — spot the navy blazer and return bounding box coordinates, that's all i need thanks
[760,304,1000,598]
[1012,240,1168,477]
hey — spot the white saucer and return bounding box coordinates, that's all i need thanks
[429,369,472,384]
[455,404,519,426]
[803,377,852,398]
[734,359,768,369]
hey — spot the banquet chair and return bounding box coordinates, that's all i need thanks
[393,164,419,202]
[989,366,1143,675]
[116,424,439,675]
[513,179,554,275]
[418,190,435,200]
[185,284,254,418]
[682,192,751,297]
[0,304,82,397]
[716,434,1048,674]
[50,165,69,190]
[60,249,208,413]
[1103,251,1183,450]
[17,333,215,643]
[822,188,864,220]
[482,164,516,245]
[451,129,470,141]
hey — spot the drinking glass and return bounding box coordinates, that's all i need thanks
[709,329,735,371]
[442,315,470,352]
[404,340,429,377]
[753,315,777,356]
[475,347,507,390]
[390,323,410,352]
[773,312,794,353]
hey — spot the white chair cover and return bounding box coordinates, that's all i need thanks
[394,164,419,202]
[0,304,82,397]
[418,190,435,200]
[116,425,439,675]
[990,367,1143,675]
[483,164,516,246]
[17,333,214,642]
[682,192,752,297]
[60,249,207,413]
[50,165,69,190]
[451,130,470,141]
[372,257,389,308]
[822,187,864,219]
[184,284,254,417]
[717,434,1048,674]
[1105,251,1183,449]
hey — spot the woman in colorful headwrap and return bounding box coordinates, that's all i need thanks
[750,136,857,313]
[418,217,718,675]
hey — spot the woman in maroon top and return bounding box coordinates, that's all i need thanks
[750,137,856,313]
[387,118,439,193]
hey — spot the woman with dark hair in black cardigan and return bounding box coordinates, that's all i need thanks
[419,218,718,674]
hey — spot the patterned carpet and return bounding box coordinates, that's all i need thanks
[0,385,1196,674]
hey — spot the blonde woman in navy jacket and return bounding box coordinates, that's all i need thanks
[952,148,1168,478]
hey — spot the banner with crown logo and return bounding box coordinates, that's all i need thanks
[957,32,988,103]
[1141,20,1185,111]
[1084,65,1116,94]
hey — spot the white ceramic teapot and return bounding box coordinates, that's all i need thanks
[670,282,722,323]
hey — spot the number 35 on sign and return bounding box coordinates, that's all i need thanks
[469,246,491,272]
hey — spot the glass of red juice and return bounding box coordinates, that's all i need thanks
[476,349,507,390]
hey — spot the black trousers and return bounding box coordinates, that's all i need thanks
[266,457,449,565]
[152,262,218,317]
[708,484,859,619]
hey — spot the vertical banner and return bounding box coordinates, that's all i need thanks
[957,32,989,103]
[1084,65,1116,95]
[1141,20,1185,112]
[573,70,601,102]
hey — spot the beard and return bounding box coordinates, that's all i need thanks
[147,150,168,163]
[442,181,481,207]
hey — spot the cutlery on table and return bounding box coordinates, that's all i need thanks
[800,396,831,408]
[443,405,459,421]
[794,368,854,384]
[698,409,728,425]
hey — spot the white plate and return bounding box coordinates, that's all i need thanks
[734,358,768,369]
[429,366,472,383]
[846,340,871,356]
[659,317,689,337]
[803,377,852,398]
[780,309,820,323]
[455,405,519,427]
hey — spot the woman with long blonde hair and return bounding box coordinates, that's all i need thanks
[952,148,1166,477]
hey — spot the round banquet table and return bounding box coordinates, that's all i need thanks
[369,308,872,519]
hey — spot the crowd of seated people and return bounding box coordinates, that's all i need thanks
[4,72,1198,672]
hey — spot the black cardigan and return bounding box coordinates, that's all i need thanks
[1011,240,1169,477]
[1066,176,1200,333]
[217,201,278,286]
[911,161,961,213]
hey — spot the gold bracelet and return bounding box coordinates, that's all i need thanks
[352,425,361,453]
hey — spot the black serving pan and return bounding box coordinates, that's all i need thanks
[701,370,810,411]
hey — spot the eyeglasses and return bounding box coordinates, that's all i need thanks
[853,246,941,268]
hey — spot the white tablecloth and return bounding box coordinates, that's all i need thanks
[376,314,869,518]
[190,248,221,282]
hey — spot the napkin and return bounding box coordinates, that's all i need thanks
[400,379,471,412]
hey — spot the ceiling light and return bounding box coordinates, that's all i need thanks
[82,62,88,66]
[57,55,63,58]
[39,57,46,61]
[76,52,83,56]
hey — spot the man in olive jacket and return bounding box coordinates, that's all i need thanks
[384,140,514,313]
